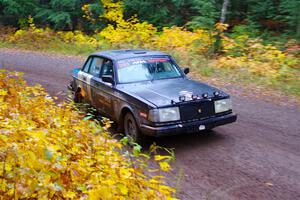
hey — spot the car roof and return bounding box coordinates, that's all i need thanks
[90,49,170,61]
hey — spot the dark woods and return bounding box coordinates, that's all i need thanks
[0,0,299,40]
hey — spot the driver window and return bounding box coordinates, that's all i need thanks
[101,59,114,77]
[89,57,103,77]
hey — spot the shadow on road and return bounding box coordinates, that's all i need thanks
[146,130,226,151]
[107,122,227,153]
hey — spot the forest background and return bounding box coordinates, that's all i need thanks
[0,0,299,96]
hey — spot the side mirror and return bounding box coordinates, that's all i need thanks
[102,75,115,86]
[183,67,190,75]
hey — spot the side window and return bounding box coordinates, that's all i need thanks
[89,57,103,77]
[100,59,114,77]
[82,57,92,73]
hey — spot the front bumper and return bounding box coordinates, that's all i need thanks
[140,113,237,137]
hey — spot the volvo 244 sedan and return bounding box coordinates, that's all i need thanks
[68,50,237,142]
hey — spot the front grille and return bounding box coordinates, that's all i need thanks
[179,100,215,122]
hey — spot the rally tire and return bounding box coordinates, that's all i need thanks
[124,112,143,144]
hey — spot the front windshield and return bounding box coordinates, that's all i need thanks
[116,56,182,83]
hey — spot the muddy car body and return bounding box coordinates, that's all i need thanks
[68,50,237,142]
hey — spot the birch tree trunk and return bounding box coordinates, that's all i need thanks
[220,0,229,23]
[214,0,230,54]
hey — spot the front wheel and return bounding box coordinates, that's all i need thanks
[124,112,143,144]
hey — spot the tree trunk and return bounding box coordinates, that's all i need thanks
[220,0,229,24]
[214,0,230,54]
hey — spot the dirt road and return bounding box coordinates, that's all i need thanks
[1,48,300,200]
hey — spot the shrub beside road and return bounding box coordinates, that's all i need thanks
[0,70,175,199]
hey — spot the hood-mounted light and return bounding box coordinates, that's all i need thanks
[214,91,220,97]
[192,94,198,100]
[202,93,209,98]
[179,95,186,102]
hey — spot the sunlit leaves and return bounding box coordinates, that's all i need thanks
[217,36,299,79]
[0,71,175,199]
[159,162,171,172]
[96,0,157,46]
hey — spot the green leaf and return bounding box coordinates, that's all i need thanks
[44,148,53,161]
[133,144,142,157]
[120,136,129,146]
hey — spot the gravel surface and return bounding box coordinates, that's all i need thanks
[1,48,300,200]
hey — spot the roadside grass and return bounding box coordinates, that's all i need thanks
[1,37,299,99]
[179,54,300,98]
[197,66,300,97]
[0,39,99,56]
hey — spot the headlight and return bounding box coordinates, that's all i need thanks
[149,107,180,122]
[214,98,232,113]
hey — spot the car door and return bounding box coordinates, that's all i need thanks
[77,57,93,103]
[82,56,103,106]
[91,58,115,117]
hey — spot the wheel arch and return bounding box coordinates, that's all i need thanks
[118,106,136,132]
[72,83,83,103]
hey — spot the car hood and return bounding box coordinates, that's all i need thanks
[117,78,227,107]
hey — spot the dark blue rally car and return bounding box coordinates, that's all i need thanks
[68,50,237,142]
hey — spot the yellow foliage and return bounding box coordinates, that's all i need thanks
[101,0,124,23]
[82,4,97,24]
[9,24,102,49]
[154,26,213,54]
[215,23,229,32]
[159,162,171,172]
[154,26,197,51]
[9,27,53,44]
[217,36,299,78]
[99,0,157,46]
[8,17,55,48]
[8,17,54,46]
[100,20,157,46]
[57,31,100,47]
[0,70,176,199]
